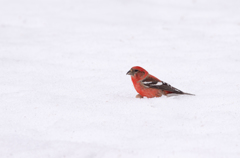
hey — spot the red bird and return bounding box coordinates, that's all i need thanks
[127,66,194,98]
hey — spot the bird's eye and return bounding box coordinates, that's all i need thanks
[134,70,139,72]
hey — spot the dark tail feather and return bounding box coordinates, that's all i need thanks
[183,92,195,96]
[171,90,195,96]
[166,91,195,97]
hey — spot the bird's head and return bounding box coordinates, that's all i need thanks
[126,66,149,80]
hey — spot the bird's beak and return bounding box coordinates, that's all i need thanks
[126,69,134,76]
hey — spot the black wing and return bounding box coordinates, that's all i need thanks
[142,76,185,94]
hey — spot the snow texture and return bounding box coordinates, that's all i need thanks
[1,0,240,158]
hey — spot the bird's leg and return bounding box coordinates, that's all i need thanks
[136,94,143,98]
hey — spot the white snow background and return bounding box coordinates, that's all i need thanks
[1,0,240,157]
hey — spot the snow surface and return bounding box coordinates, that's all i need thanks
[1,0,240,157]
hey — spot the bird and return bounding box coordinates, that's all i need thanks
[126,66,194,98]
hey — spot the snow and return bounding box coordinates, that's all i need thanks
[0,0,240,157]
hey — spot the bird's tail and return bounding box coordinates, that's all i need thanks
[166,92,195,97]
[183,92,195,96]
